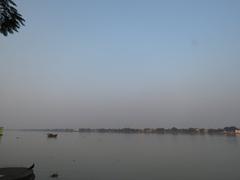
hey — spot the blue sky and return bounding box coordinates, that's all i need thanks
[1,0,240,128]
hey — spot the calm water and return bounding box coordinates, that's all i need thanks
[0,131,240,180]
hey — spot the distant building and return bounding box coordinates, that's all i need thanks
[224,126,237,132]
[235,129,240,134]
[223,126,240,135]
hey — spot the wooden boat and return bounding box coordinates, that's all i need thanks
[47,133,58,138]
[0,164,35,180]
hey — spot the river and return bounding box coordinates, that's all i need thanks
[0,131,240,180]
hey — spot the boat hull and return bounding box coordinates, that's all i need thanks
[0,165,35,180]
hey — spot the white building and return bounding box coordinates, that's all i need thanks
[235,129,240,134]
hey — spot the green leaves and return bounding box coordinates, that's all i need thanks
[0,0,25,36]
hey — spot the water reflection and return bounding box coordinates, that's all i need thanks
[1,131,240,180]
[224,135,239,145]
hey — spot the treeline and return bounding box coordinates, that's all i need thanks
[78,126,240,135]
[14,126,240,135]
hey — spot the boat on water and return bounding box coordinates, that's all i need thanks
[47,133,58,138]
[0,164,35,180]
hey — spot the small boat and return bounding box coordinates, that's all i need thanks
[0,164,35,180]
[47,133,58,138]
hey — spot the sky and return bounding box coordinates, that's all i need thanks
[1,0,240,129]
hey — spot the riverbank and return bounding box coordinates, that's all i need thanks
[5,126,240,135]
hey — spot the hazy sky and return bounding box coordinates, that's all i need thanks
[1,0,240,129]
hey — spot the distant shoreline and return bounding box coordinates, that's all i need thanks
[5,126,240,135]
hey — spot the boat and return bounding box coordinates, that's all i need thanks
[0,164,35,180]
[47,133,58,138]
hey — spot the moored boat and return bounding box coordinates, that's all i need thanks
[0,164,35,180]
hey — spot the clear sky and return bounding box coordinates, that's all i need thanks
[1,0,240,129]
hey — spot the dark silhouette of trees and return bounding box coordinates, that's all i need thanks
[0,0,24,36]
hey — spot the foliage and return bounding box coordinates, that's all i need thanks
[0,0,24,36]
